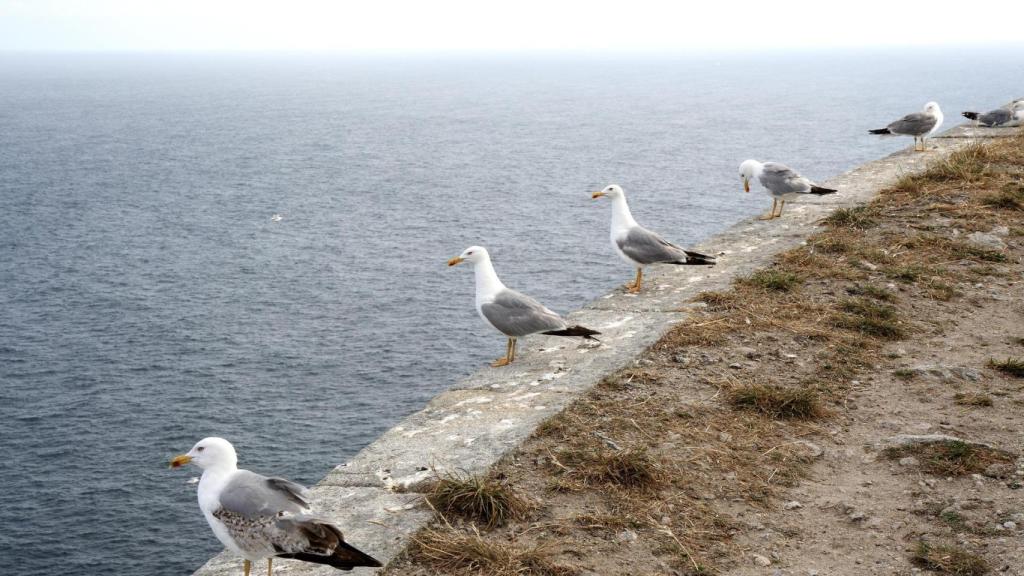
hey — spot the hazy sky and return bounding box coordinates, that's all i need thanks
[1,0,1020,53]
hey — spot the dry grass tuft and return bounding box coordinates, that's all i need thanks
[911,541,990,576]
[832,297,905,340]
[555,446,664,490]
[980,181,1024,210]
[884,440,1015,476]
[822,205,878,229]
[737,269,803,292]
[987,357,1024,377]
[427,472,532,529]
[407,527,576,576]
[695,290,737,310]
[725,384,826,420]
[846,284,894,301]
[953,393,993,407]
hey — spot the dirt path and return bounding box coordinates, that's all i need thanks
[385,135,1024,576]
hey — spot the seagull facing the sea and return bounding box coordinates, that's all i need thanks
[591,185,715,293]
[739,160,838,220]
[962,100,1024,127]
[448,246,599,367]
[869,101,944,151]
[170,437,381,575]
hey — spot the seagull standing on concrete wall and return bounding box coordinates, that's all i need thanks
[170,437,382,575]
[962,100,1024,127]
[448,245,600,367]
[591,184,715,293]
[739,160,838,220]
[869,101,944,151]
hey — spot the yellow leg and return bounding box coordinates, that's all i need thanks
[627,268,643,293]
[491,338,512,367]
[759,199,777,220]
[775,199,785,218]
[244,560,251,576]
[267,558,272,576]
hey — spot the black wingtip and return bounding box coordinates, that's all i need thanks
[868,128,891,135]
[543,325,601,340]
[679,250,715,265]
[810,185,838,195]
[962,111,979,120]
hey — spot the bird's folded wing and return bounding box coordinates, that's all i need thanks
[218,470,311,518]
[617,226,687,264]
[761,163,812,194]
[889,112,937,134]
[481,289,565,336]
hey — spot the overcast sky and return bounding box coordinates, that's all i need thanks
[1,0,1020,53]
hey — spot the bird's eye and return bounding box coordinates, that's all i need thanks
[196,446,205,452]
[467,251,474,255]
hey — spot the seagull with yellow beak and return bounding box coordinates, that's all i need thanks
[448,245,599,367]
[592,185,715,293]
[170,437,381,575]
[739,160,838,220]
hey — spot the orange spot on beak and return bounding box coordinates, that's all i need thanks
[169,454,192,469]
[447,256,464,267]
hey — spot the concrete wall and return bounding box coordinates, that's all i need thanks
[192,122,1020,575]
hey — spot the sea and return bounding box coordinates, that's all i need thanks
[1,47,1020,575]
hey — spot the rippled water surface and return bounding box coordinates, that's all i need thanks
[0,49,1019,575]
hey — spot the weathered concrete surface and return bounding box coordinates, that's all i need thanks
[192,122,1019,575]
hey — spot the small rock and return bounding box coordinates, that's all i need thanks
[617,529,638,543]
[991,225,1010,237]
[849,511,867,522]
[673,354,689,364]
[783,500,803,510]
[1003,521,1017,530]
[719,432,733,442]
[737,346,760,359]
[729,362,743,369]
[984,463,1014,479]
[793,440,824,459]
[752,554,772,567]
[967,231,1007,251]
[899,456,919,467]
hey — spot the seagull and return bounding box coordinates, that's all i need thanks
[962,101,1024,127]
[738,160,838,220]
[591,185,714,293]
[270,214,283,222]
[448,246,599,367]
[869,101,944,151]
[170,437,381,575]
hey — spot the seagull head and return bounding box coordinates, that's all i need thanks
[923,101,941,115]
[591,184,623,200]
[448,245,489,267]
[739,160,762,193]
[169,437,238,471]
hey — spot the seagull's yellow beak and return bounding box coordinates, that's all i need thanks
[591,191,605,199]
[743,179,750,193]
[447,256,464,267]
[169,454,192,469]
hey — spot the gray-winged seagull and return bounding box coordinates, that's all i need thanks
[739,160,838,220]
[962,100,1024,127]
[448,245,599,367]
[591,185,715,293]
[170,437,381,575]
[869,101,944,151]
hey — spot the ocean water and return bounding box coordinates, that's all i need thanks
[0,48,1019,575]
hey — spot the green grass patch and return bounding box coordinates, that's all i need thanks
[884,440,1014,476]
[833,297,904,340]
[846,284,894,301]
[822,206,877,229]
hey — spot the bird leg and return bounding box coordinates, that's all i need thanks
[759,199,778,220]
[243,560,251,576]
[775,199,786,218]
[491,338,513,367]
[510,338,517,362]
[626,268,643,293]
[267,558,272,576]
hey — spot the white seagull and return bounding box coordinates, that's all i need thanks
[962,100,1024,127]
[170,437,381,575]
[448,246,599,367]
[739,160,838,220]
[869,101,944,151]
[591,185,715,293]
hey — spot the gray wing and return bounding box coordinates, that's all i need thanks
[219,470,311,519]
[480,289,565,338]
[617,226,688,265]
[759,163,812,195]
[979,108,1011,126]
[888,112,938,136]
